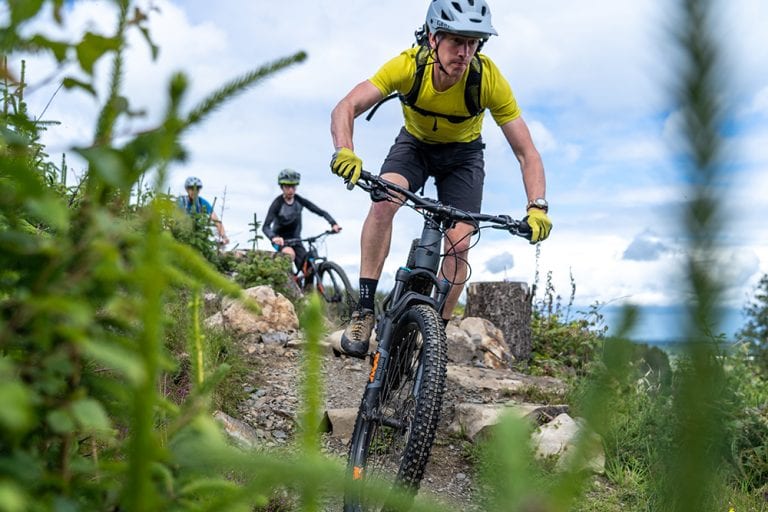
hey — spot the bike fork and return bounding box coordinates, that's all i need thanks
[359,317,394,419]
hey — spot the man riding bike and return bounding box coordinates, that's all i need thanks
[329,0,552,357]
[263,169,342,273]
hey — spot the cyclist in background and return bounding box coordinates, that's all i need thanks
[329,0,552,357]
[177,176,229,246]
[263,169,342,272]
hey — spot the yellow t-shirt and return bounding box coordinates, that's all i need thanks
[369,47,521,143]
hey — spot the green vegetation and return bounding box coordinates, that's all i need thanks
[0,1,315,510]
[2,1,767,512]
[738,273,768,374]
[231,250,297,298]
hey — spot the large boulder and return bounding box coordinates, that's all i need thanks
[214,410,260,449]
[448,317,514,369]
[530,413,605,474]
[206,285,299,340]
[448,402,570,442]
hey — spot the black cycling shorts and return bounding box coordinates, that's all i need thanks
[380,127,486,214]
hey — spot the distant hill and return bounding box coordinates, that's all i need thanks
[600,304,743,345]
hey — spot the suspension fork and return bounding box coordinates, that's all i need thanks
[360,316,394,420]
[359,265,412,419]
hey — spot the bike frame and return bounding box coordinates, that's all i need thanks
[352,169,530,432]
[283,231,334,288]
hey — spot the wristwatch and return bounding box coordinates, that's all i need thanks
[527,197,549,213]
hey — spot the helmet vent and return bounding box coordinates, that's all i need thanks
[451,2,463,12]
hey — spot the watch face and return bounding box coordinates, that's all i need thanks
[534,198,548,208]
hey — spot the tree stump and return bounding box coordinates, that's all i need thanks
[464,281,532,362]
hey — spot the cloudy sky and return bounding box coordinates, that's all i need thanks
[11,0,768,341]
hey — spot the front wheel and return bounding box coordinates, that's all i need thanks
[344,304,447,511]
[316,261,356,323]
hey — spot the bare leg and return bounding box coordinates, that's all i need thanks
[281,246,296,262]
[359,173,408,279]
[439,222,475,321]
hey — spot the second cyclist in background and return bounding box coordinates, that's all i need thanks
[263,169,342,273]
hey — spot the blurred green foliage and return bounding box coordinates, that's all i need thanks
[0,0,313,510]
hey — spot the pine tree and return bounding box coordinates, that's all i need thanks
[738,273,768,372]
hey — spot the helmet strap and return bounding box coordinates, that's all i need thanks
[429,33,449,75]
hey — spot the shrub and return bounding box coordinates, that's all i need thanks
[233,250,297,298]
[0,2,309,510]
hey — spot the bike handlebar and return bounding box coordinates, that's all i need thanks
[349,170,532,240]
[281,230,338,246]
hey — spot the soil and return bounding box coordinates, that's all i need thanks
[233,333,562,511]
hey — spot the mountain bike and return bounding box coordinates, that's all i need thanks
[282,230,356,322]
[343,171,531,511]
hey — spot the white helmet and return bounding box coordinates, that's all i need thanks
[184,176,203,188]
[426,0,497,39]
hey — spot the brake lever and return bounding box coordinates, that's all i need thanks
[492,214,513,229]
[370,185,389,203]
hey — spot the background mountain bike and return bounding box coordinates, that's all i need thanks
[282,230,356,323]
[343,171,531,511]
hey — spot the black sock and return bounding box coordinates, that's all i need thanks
[359,278,378,311]
[441,317,449,328]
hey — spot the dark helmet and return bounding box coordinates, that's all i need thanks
[277,168,301,186]
[184,176,203,188]
[425,0,497,39]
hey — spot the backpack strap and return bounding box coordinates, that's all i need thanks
[366,46,484,125]
[401,45,431,108]
[365,47,432,122]
[463,53,483,117]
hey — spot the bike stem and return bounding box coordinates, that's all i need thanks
[411,214,452,314]
[410,215,442,272]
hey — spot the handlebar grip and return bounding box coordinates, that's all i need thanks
[346,180,355,191]
[516,220,533,241]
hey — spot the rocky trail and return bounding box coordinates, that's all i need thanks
[208,286,598,510]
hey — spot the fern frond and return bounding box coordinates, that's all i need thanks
[183,51,307,130]
[94,0,129,146]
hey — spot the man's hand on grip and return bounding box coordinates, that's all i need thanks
[525,208,552,244]
[330,147,362,185]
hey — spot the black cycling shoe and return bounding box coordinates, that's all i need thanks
[340,308,375,358]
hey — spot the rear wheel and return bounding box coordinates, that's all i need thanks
[317,261,355,323]
[344,304,447,511]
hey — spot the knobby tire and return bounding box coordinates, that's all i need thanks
[344,304,448,512]
[317,261,355,322]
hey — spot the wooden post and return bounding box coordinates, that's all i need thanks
[464,281,532,362]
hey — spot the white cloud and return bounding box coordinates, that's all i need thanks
[749,86,768,115]
[10,0,767,339]
[622,230,672,261]
[485,252,516,274]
